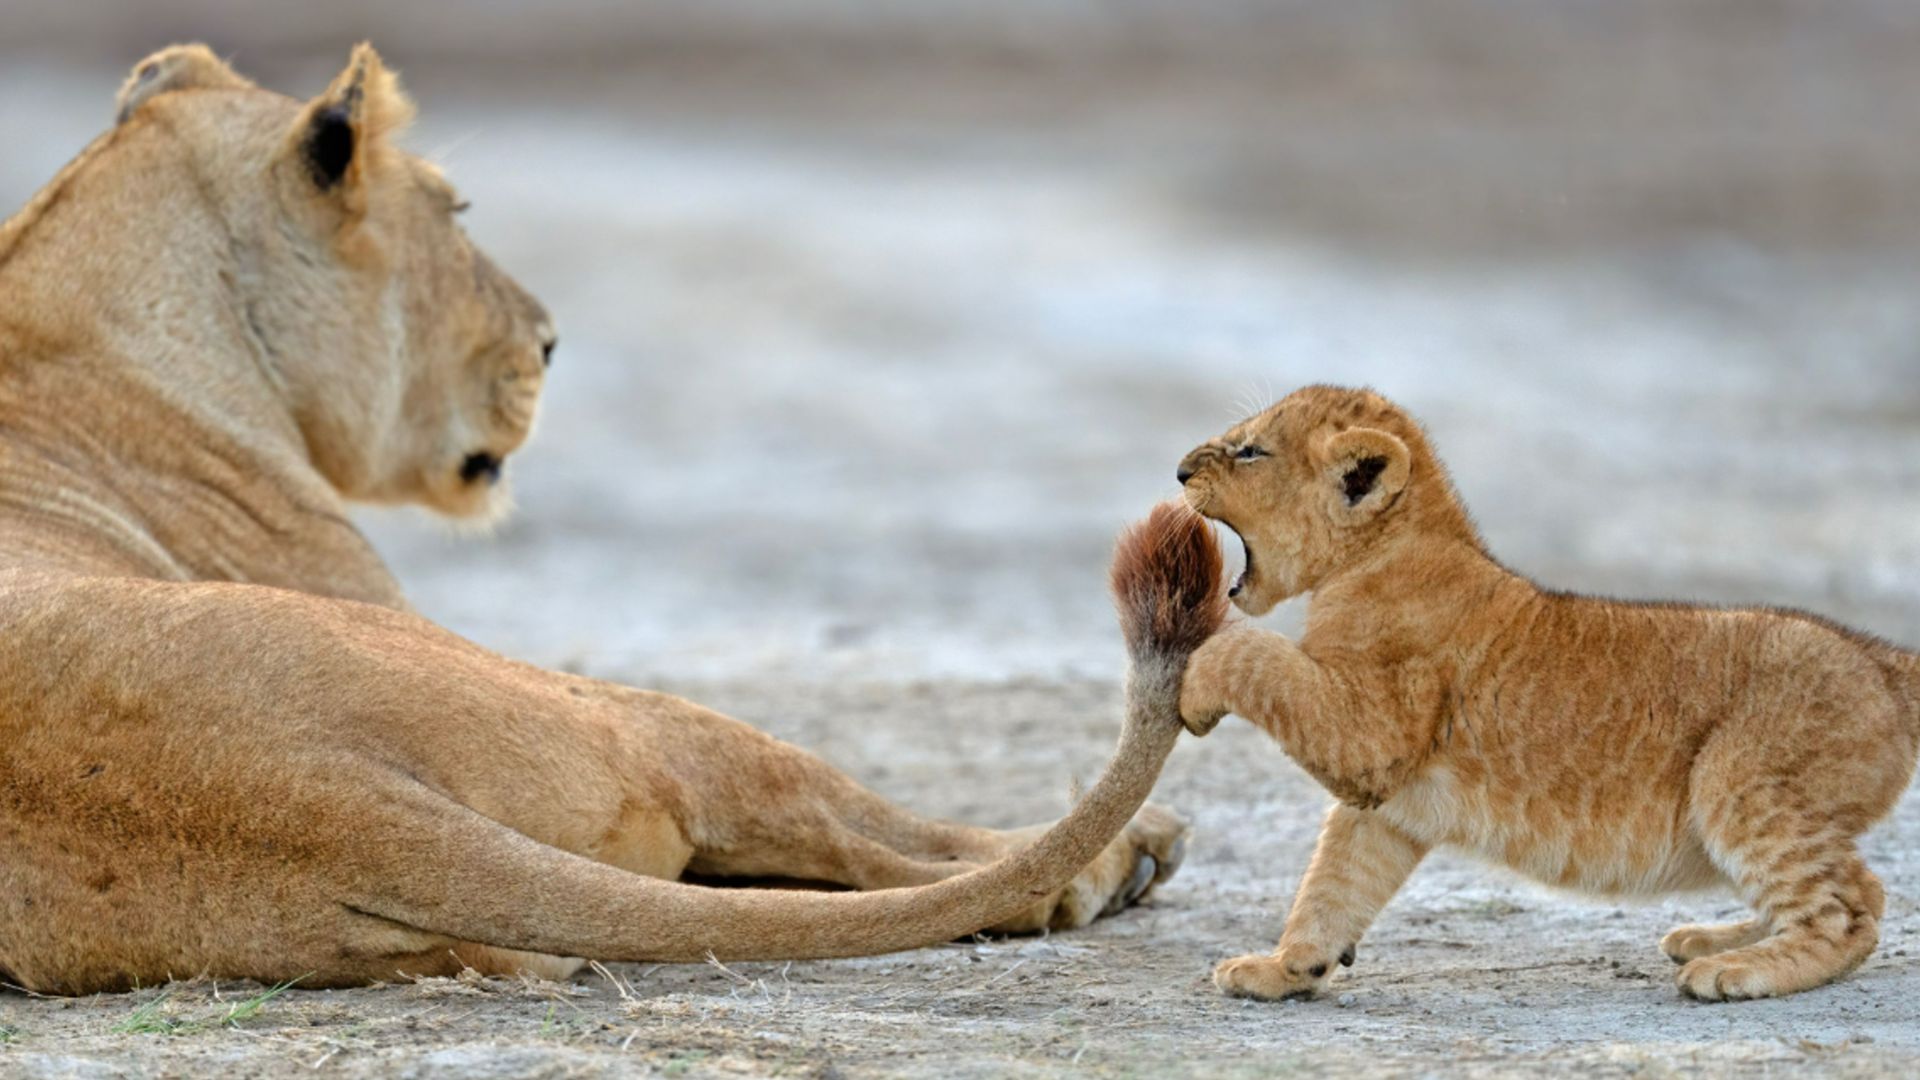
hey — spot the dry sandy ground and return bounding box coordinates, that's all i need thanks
[4,4,1920,1076]
[1,680,1916,1078]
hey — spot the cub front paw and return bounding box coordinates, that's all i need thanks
[1178,625,1253,736]
[1180,702,1228,737]
[1177,670,1229,736]
[1213,946,1338,1001]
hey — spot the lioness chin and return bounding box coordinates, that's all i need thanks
[1176,384,1918,1002]
[0,43,1217,995]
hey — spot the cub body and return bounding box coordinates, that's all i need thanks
[1176,385,1919,1001]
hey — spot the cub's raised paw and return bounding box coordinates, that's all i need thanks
[1179,702,1228,738]
[1213,946,1340,1001]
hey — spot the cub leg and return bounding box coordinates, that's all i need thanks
[1215,804,1427,1000]
[1676,837,1883,1001]
[1673,697,1904,1001]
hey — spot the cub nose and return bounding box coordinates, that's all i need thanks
[461,451,503,485]
[536,323,558,368]
[1176,447,1209,485]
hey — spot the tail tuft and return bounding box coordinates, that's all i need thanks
[1110,501,1229,661]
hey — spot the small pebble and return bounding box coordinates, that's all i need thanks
[1337,992,1357,1007]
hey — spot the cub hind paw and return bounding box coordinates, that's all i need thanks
[1661,919,1766,965]
[1676,954,1777,1001]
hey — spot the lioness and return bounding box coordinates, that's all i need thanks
[0,44,1214,996]
[1175,385,1919,1002]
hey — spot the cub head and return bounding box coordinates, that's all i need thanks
[114,43,556,520]
[1176,385,1459,615]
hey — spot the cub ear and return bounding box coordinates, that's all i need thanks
[116,44,255,124]
[1320,426,1411,525]
[281,43,415,209]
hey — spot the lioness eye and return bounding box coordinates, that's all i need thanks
[1235,445,1267,461]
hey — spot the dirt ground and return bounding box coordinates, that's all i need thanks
[3,3,1920,1077]
[2,680,1916,1078]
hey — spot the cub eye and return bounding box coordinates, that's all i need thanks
[1234,445,1268,461]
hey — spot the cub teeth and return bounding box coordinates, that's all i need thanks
[1229,534,1253,599]
[1211,518,1253,600]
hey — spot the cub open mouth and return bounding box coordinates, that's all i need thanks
[1220,522,1253,599]
[460,451,503,486]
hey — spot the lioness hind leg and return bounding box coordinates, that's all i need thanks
[1660,918,1769,964]
[659,702,1186,931]
[449,944,587,981]
[981,804,1189,932]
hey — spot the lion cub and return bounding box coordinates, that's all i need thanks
[1175,385,1919,1002]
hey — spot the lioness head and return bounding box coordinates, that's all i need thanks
[1177,385,1461,614]
[114,43,555,520]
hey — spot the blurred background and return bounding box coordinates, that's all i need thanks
[5,1,1918,682]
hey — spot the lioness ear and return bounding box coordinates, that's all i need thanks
[283,43,415,209]
[116,44,255,124]
[1320,427,1411,525]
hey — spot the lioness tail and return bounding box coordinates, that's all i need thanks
[353,501,1227,964]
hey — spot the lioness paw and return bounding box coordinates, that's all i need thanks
[1213,945,1339,1001]
[991,803,1189,933]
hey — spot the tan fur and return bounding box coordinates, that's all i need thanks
[0,45,1217,995]
[1176,385,1920,1002]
